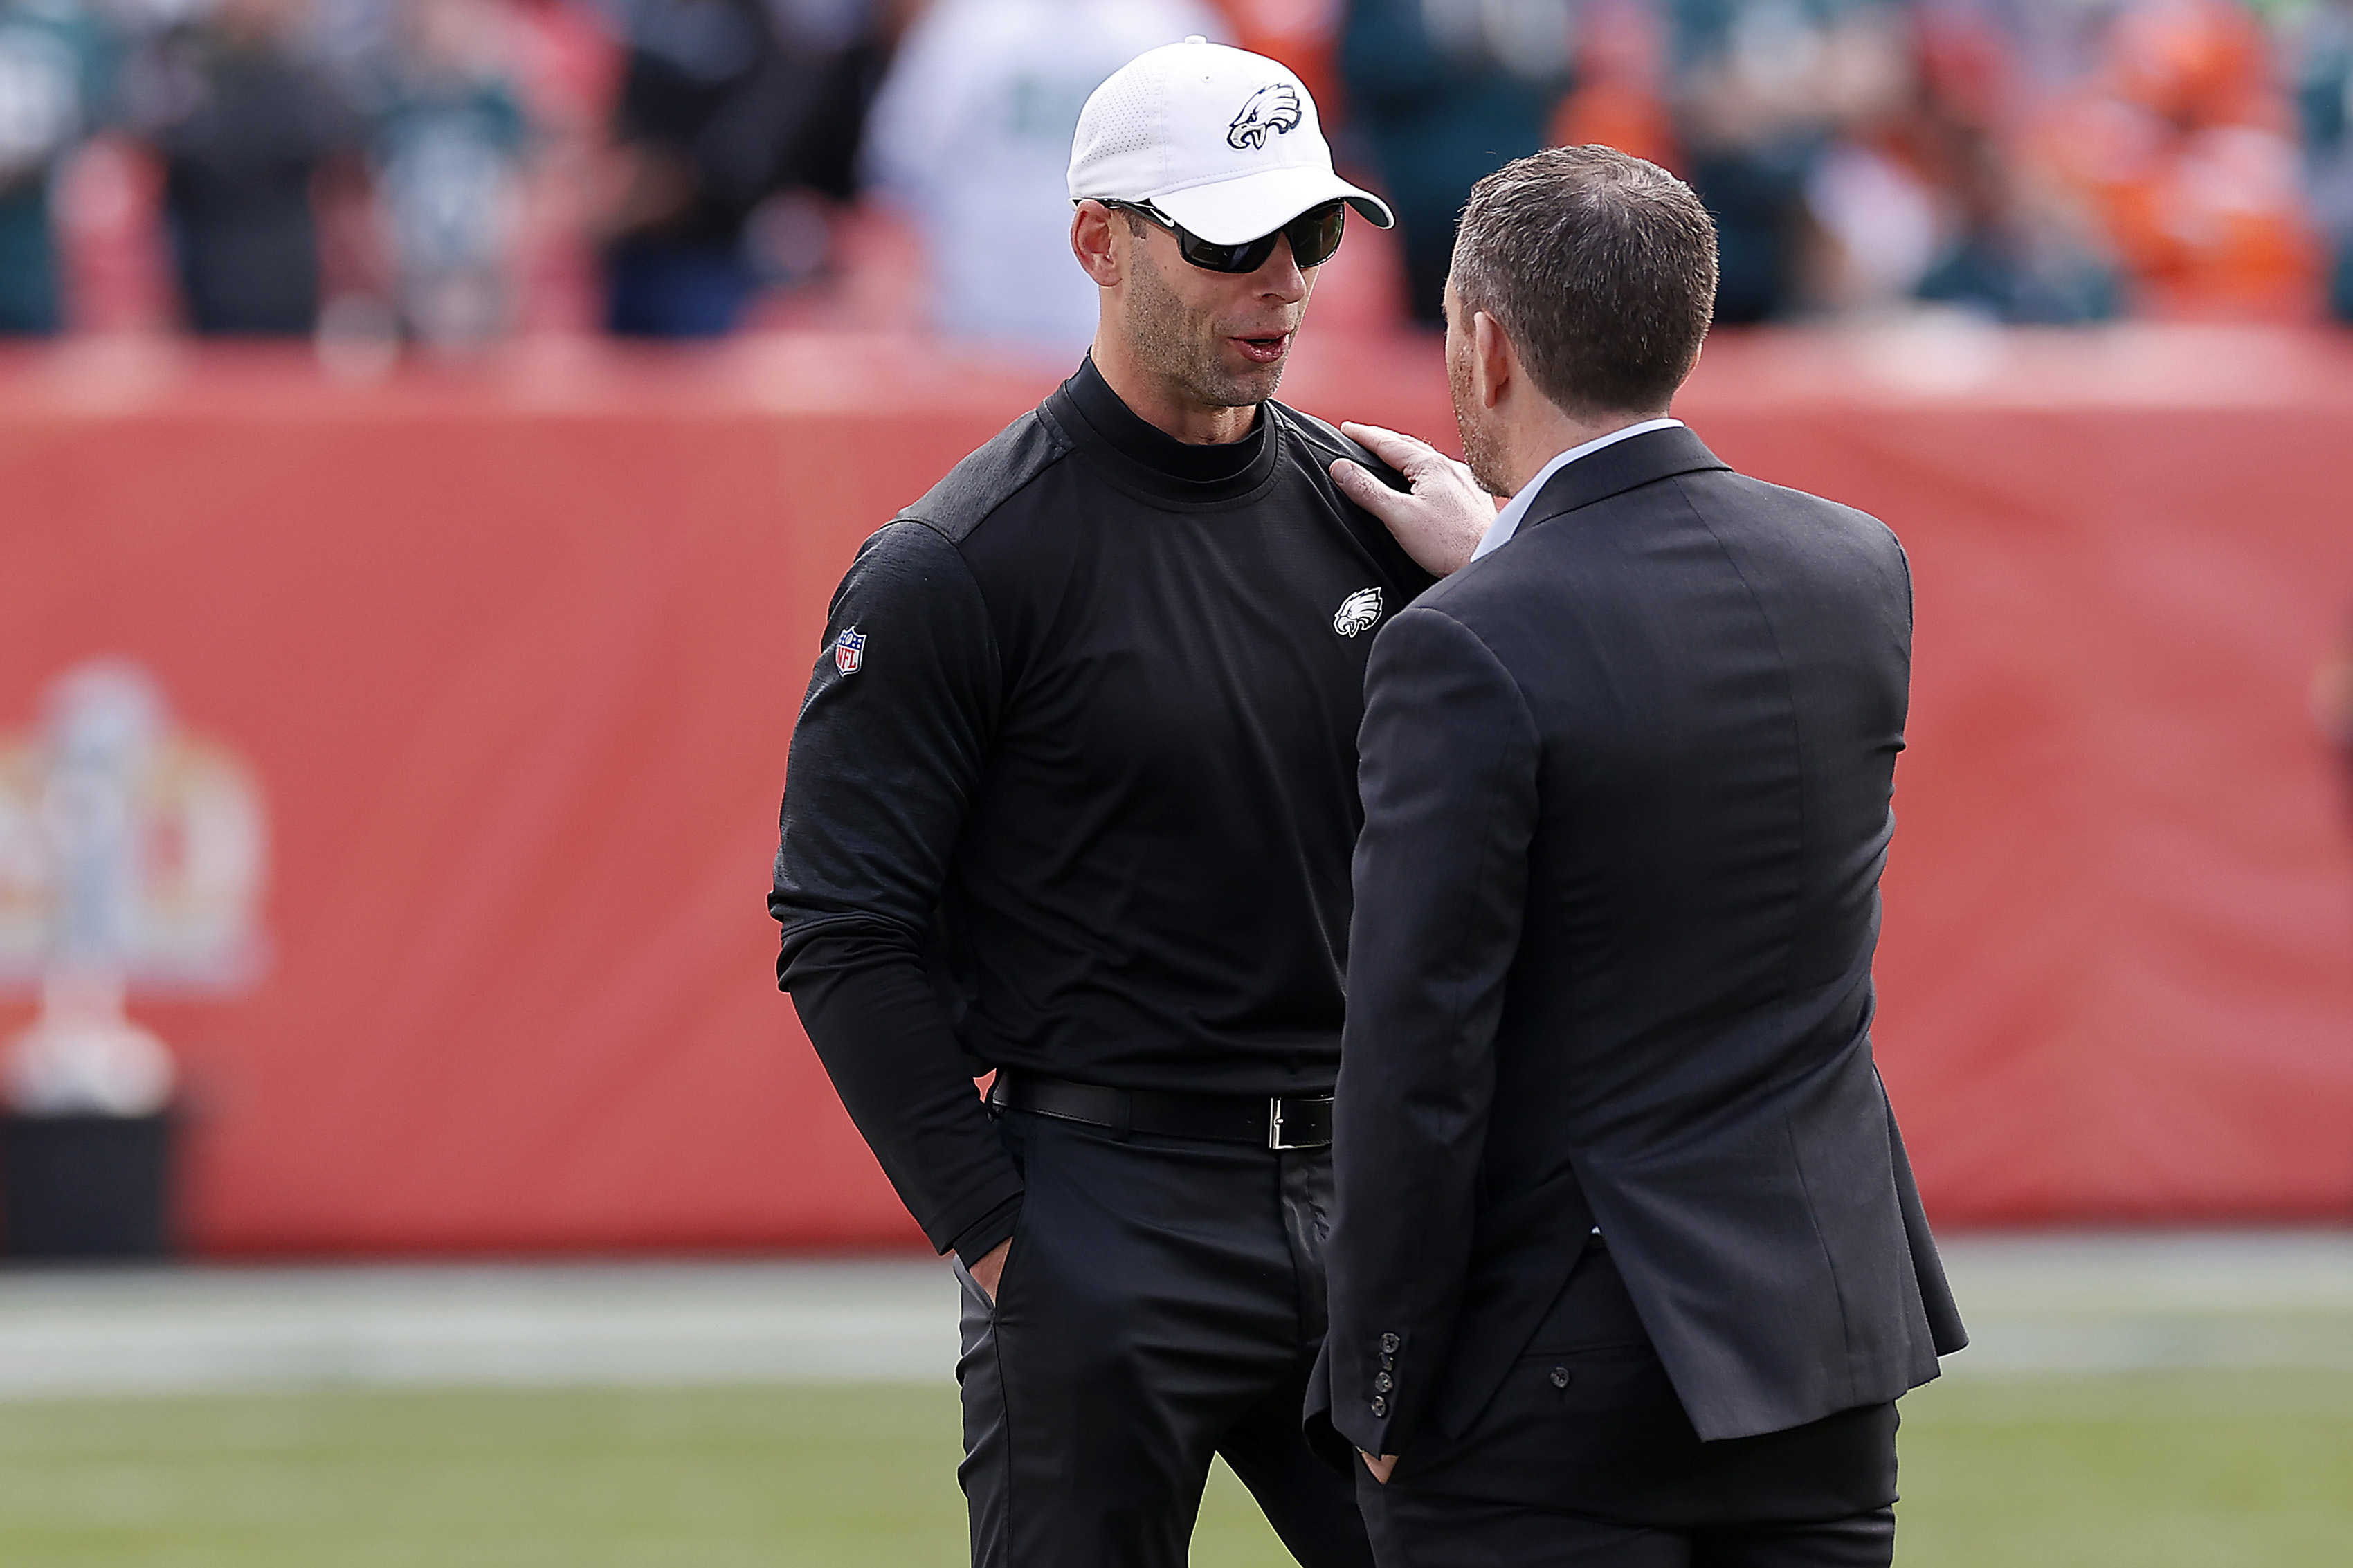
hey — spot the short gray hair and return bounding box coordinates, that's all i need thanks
[1451,146,1718,418]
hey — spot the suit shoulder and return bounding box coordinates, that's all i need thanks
[1410,538,1548,626]
[896,407,1073,544]
[1370,596,1514,675]
[1674,468,1911,628]
[1687,468,1902,556]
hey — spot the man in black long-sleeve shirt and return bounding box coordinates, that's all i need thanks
[770,38,1489,1568]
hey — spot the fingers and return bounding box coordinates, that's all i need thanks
[1335,450,1497,577]
[1330,458,1413,524]
[1341,421,1445,477]
[967,1237,1011,1306]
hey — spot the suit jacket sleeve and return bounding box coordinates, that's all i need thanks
[770,520,1026,1264]
[1323,604,1540,1459]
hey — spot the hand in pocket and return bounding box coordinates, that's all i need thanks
[968,1238,1011,1306]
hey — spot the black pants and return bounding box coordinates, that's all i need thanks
[1361,1244,1898,1568]
[1359,1484,1894,1568]
[954,1106,1373,1568]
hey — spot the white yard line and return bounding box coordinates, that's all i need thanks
[1935,1230,2353,1377]
[0,1260,961,1396]
[0,1232,2345,1397]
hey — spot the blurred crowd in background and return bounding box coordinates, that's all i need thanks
[3,0,2353,350]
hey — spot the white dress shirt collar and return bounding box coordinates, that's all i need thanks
[1467,419,1684,563]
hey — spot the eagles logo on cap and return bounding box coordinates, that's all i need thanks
[1067,39,1394,248]
[1228,84,1303,152]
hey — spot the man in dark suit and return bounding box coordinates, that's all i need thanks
[1305,145,1968,1567]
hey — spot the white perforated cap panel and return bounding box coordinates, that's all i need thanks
[1077,63,1165,167]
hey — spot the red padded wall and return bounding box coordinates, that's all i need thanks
[0,326,2345,1255]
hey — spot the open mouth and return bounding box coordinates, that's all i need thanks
[1233,333,1291,365]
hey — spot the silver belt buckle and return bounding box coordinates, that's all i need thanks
[1268,1097,1297,1151]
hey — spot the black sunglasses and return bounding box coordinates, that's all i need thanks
[1096,198,1348,273]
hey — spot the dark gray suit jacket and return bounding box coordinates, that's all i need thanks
[1309,426,1965,1469]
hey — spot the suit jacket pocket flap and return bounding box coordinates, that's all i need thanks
[1428,1170,1597,1441]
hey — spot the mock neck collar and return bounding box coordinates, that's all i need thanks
[1053,357,1278,501]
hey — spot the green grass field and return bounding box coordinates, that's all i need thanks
[0,1371,2345,1566]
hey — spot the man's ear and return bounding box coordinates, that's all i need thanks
[1471,310,1514,411]
[1071,201,1123,288]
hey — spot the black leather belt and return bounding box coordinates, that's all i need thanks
[989,1070,1334,1149]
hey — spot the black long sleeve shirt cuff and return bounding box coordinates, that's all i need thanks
[784,931,1024,1256]
[948,1194,1023,1268]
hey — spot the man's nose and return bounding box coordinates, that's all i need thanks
[1252,237,1311,302]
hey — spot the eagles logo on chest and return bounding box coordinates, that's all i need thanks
[1332,587,1384,638]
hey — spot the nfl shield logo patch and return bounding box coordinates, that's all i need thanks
[833,626,866,674]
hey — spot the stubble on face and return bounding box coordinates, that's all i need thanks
[1447,320,1510,498]
[1122,238,1287,411]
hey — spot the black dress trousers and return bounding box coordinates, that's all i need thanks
[1358,1482,1896,1568]
[1356,1243,1900,1568]
[954,1106,1373,1568]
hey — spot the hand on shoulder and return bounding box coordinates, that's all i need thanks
[1329,422,1500,578]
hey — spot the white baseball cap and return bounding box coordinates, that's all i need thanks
[1067,37,1394,246]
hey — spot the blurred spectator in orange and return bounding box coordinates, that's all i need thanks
[2037,0,2318,318]
[1551,0,1677,167]
[0,0,111,334]
[2284,0,2353,320]
[1850,0,2120,320]
[602,0,886,338]
[361,0,529,346]
[1207,0,1341,113]
[862,0,1220,351]
[127,0,360,335]
[1340,0,1574,325]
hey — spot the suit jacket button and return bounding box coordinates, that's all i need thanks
[1380,1333,1401,1353]
[1550,1366,1572,1389]
[1374,1373,1392,1392]
[1370,1396,1388,1416]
